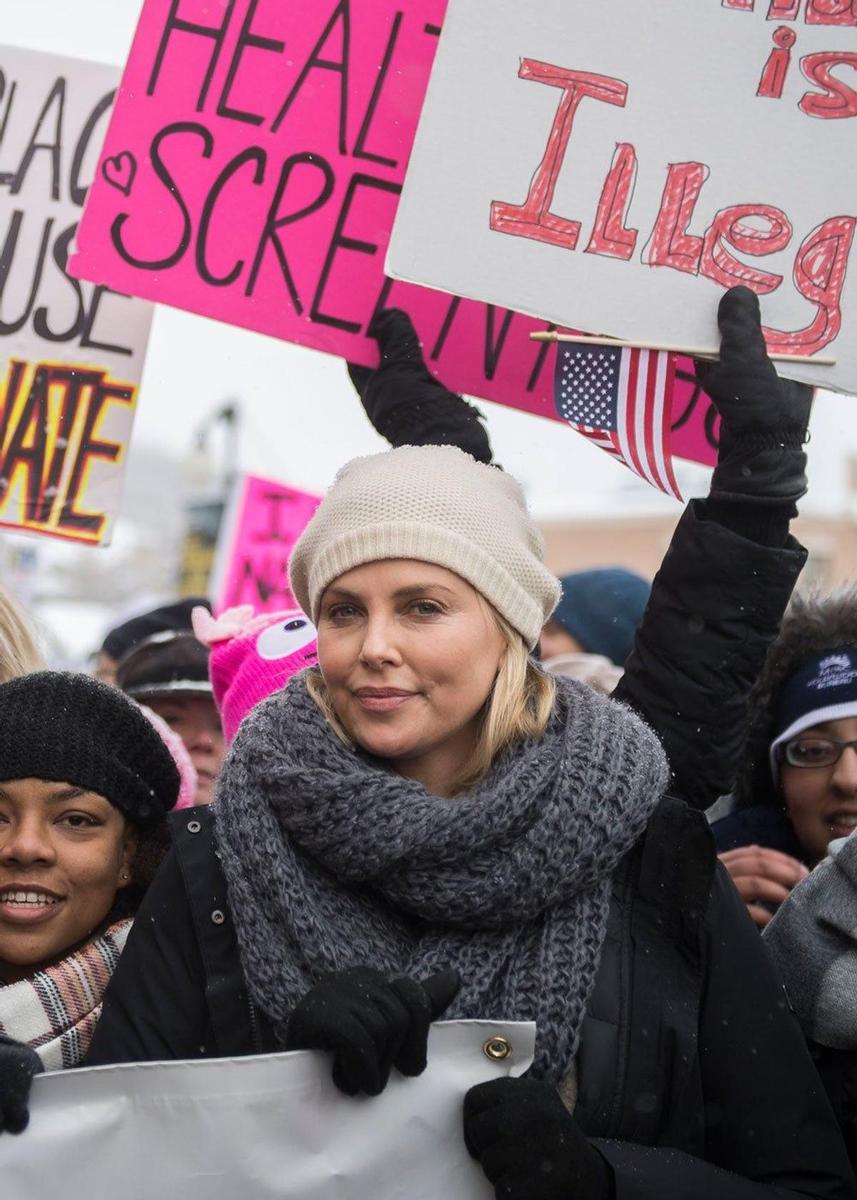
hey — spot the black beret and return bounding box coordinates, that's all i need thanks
[0,672,180,824]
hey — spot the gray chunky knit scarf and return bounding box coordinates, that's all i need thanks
[214,674,668,1081]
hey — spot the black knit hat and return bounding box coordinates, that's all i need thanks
[0,672,180,825]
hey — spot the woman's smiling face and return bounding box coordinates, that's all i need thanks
[317,560,506,796]
[0,778,135,982]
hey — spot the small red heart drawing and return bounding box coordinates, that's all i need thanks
[101,151,137,197]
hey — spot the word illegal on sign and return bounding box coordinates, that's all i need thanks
[0,360,134,543]
[488,58,851,356]
[386,0,857,396]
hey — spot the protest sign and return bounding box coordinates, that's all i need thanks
[69,0,717,471]
[0,1021,534,1200]
[211,473,320,613]
[0,46,154,546]
[388,0,857,398]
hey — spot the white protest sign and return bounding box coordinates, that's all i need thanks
[0,45,154,546]
[0,1021,535,1200]
[387,0,857,396]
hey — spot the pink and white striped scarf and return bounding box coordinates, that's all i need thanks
[0,919,131,1070]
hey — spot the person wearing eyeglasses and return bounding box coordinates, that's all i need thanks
[713,589,857,928]
[763,728,857,1169]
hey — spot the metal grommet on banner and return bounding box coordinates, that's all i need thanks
[187,820,201,834]
[211,909,226,925]
[483,1035,513,1062]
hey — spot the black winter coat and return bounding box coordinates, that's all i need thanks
[87,801,856,1200]
[610,501,805,811]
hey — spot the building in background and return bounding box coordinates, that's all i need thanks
[539,465,857,592]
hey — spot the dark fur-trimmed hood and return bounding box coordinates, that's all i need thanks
[734,586,857,809]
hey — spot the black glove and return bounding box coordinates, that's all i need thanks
[464,1076,613,1200]
[697,285,812,510]
[0,1036,43,1134]
[285,965,460,1096]
[347,308,493,464]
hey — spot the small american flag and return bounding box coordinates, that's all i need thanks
[554,342,682,500]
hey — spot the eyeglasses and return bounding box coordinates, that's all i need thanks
[781,737,857,769]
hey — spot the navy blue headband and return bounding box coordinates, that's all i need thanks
[770,649,857,777]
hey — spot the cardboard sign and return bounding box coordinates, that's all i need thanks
[0,46,154,546]
[211,473,321,613]
[68,0,717,468]
[388,0,857,398]
[0,1022,534,1200]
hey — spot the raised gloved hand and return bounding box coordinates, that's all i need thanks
[0,1036,43,1134]
[347,308,493,464]
[285,965,460,1096]
[697,286,812,510]
[463,1076,613,1200]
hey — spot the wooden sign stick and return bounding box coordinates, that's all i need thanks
[529,330,834,366]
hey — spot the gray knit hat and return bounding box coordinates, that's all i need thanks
[289,445,560,648]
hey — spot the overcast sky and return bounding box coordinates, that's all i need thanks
[3,0,857,522]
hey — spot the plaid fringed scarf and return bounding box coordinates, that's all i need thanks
[0,918,131,1070]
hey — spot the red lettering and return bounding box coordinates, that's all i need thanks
[799,52,857,118]
[643,163,708,275]
[584,143,639,260]
[490,60,627,250]
[768,0,801,18]
[805,0,857,25]
[700,205,792,292]
[0,362,45,521]
[720,1,857,22]
[765,215,856,352]
[757,27,797,98]
[36,368,103,521]
[59,379,133,536]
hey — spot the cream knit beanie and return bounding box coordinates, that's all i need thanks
[289,445,560,649]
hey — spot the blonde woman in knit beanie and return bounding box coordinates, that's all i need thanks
[83,443,854,1198]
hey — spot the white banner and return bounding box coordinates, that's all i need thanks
[0,1020,535,1200]
[388,0,857,397]
[0,44,154,546]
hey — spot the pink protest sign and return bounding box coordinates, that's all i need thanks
[211,474,321,614]
[70,0,717,471]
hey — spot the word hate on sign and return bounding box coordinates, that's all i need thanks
[0,360,135,543]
